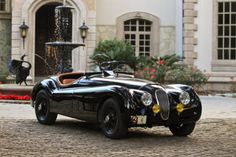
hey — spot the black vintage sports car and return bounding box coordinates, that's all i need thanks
[31,62,202,139]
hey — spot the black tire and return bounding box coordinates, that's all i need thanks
[35,90,57,125]
[99,98,128,139]
[169,123,196,136]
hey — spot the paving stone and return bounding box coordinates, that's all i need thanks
[0,119,235,156]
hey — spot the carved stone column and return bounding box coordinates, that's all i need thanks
[183,0,198,65]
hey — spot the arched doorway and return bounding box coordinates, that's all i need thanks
[35,2,72,79]
[21,0,88,82]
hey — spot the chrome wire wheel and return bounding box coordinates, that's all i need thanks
[103,108,118,135]
[36,98,48,121]
[99,98,128,139]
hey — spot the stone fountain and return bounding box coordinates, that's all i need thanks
[45,0,84,74]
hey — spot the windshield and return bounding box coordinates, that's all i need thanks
[98,61,134,74]
[114,64,134,73]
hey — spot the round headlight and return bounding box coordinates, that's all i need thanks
[141,92,152,106]
[179,92,190,105]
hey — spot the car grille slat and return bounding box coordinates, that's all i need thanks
[155,89,170,120]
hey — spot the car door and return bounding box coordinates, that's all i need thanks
[51,87,74,116]
[72,78,101,122]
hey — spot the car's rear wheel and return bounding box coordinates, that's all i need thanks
[169,123,196,136]
[99,98,128,139]
[35,90,57,125]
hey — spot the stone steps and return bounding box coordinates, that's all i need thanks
[0,84,33,104]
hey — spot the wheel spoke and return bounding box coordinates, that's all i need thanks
[37,99,48,120]
[103,110,117,134]
[38,103,42,111]
[104,115,110,124]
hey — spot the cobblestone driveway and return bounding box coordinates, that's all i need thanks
[0,118,236,157]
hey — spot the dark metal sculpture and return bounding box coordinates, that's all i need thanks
[9,54,31,85]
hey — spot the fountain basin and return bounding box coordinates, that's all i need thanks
[46,41,84,48]
[43,2,85,75]
[45,41,84,74]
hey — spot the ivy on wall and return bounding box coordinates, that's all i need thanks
[0,19,11,82]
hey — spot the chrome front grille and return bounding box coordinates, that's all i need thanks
[155,89,170,120]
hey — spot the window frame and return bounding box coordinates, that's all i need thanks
[124,19,152,56]
[116,12,160,57]
[0,0,10,13]
[212,0,236,72]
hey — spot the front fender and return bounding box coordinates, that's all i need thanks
[94,85,133,123]
[165,84,196,101]
[166,84,193,93]
[109,86,134,111]
[165,84,202,122]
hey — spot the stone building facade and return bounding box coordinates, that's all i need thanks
[0,0,235,88]
[0,0,11,82]
[10,0,96,82]
[183,0,198,65]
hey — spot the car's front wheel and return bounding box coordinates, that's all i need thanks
[169,123,196,136]
[35,90,57,125]
[99,98,128,139]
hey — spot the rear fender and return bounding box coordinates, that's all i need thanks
[31,79,57,102]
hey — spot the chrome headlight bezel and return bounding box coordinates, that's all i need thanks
[141,92,153,106]
[179,91,190,105]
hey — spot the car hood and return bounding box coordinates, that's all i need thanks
[91,77,155,89]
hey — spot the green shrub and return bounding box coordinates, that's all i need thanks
[0,64,8,83]
[136,54,208,87]
[165,65,208,88]
[232,81,236,93]
[0,75,7,83]
[136,54,180,83]
[90,39,137,69]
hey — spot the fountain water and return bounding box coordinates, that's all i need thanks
[45,0,84,74]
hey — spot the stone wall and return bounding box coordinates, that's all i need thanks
[96,25,176,57]
[0,18,11,82]
[159,26,176,56]
[82,0,95,11]
[96,25,116,42]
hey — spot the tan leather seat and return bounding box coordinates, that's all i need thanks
[62,79,76,84]
[57,72,84,87]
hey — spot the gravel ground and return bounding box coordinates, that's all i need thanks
[0,118,236,157]
[1,96,236,157]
